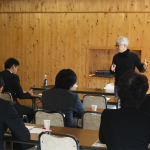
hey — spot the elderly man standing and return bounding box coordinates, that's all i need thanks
[110,36,147,97]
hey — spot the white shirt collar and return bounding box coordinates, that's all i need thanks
[7,69,12,73]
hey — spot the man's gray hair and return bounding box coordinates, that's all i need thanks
[116,36,129,48]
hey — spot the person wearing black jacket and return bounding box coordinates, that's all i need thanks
[99,70,150,150]
[0,58,34,122]
[110,36,147,97]
[0,76,30,150]
[42,69,86,128]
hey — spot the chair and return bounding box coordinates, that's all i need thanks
[35,110,65,127]
[39,132,79,150]
[1,92,13,101]
[83,95,107,109]
[82,111,102,130]
[117,98,121,109]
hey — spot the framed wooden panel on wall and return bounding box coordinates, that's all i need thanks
[85,47,143,79]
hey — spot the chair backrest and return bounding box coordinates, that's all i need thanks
[35,110,65,127]
[118,98,121,109]
[39,132,79,150]
[83,95,107,109]
[1,92,13,101]
[82,111,102,130]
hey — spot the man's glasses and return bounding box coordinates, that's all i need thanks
[114,44,123,47]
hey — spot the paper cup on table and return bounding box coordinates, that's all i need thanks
[44,120,51,130]
[92,105,97,111]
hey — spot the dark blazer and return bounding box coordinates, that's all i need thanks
[139,94,150,115]
[42,87,86,128]
[0,98,30,150]
[0,70,31,102]
[99,108,150,150]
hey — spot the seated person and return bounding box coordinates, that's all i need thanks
[0,76,30,150]
[42,69,86,128]
[139,94,150,115]
[99,70,150,150]
[0,58,34,122]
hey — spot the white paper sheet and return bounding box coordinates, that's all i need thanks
[92,140,107,148]
[106,98,110,101]
[29,128,52,134]
[26,126,35,130]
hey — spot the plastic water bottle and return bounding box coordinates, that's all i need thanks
[44,75,47,86]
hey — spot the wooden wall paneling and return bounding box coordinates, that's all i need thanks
[28,13,35,95]
[46,13,53,84]
[22,13,27,92]
[61,13,68,70]
[8,14,13,60]
[76,13,83,87]
[0,0,150,13]
[103,13,109,47]
[52,13,58,81]
[72,13,79,77]
[118,13,124,38]
[35,13,41,86]
[17,14,23,87]
[55,13,61,75]
[138,13,145,48]
[130,13,143,48]
[56,13,62,72]
[30,13,36,89]
[49,13,55,85]
[64,13,70,69]
[75,13,80,84]
[145,0,150,12]
[124,13,130,38]
[40,13,46,84]
[43,14,49,78]
[81,13,88,87]
[1,14,6,67]
[98,13,104,46]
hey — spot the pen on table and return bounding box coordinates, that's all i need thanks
[42,128,54,131]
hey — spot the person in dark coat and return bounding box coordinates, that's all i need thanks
[0,76,30,150]
[0,58,34,122]
[42,69,86,128]
[99,70,150,150]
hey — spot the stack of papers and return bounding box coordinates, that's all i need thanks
[26,126,53,134]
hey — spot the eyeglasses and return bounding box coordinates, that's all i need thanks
[114,44,123,47]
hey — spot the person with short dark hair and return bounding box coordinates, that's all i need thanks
[42,69,86,128]
[0,76,30,150]
[0,58,34,123]
[99,70,150,150]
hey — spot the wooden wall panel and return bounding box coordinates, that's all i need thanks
[0,0,150,105]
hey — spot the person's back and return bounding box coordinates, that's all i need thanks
[42,69,85,128]
[42,87,85,127]
[99,70,150,149]
[0,70,23,101]
[139,94,150,115]
[99,109,150,150]
[0,99,30,150]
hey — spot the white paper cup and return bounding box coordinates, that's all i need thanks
[44,120,51,130]
[92,105,97,111]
